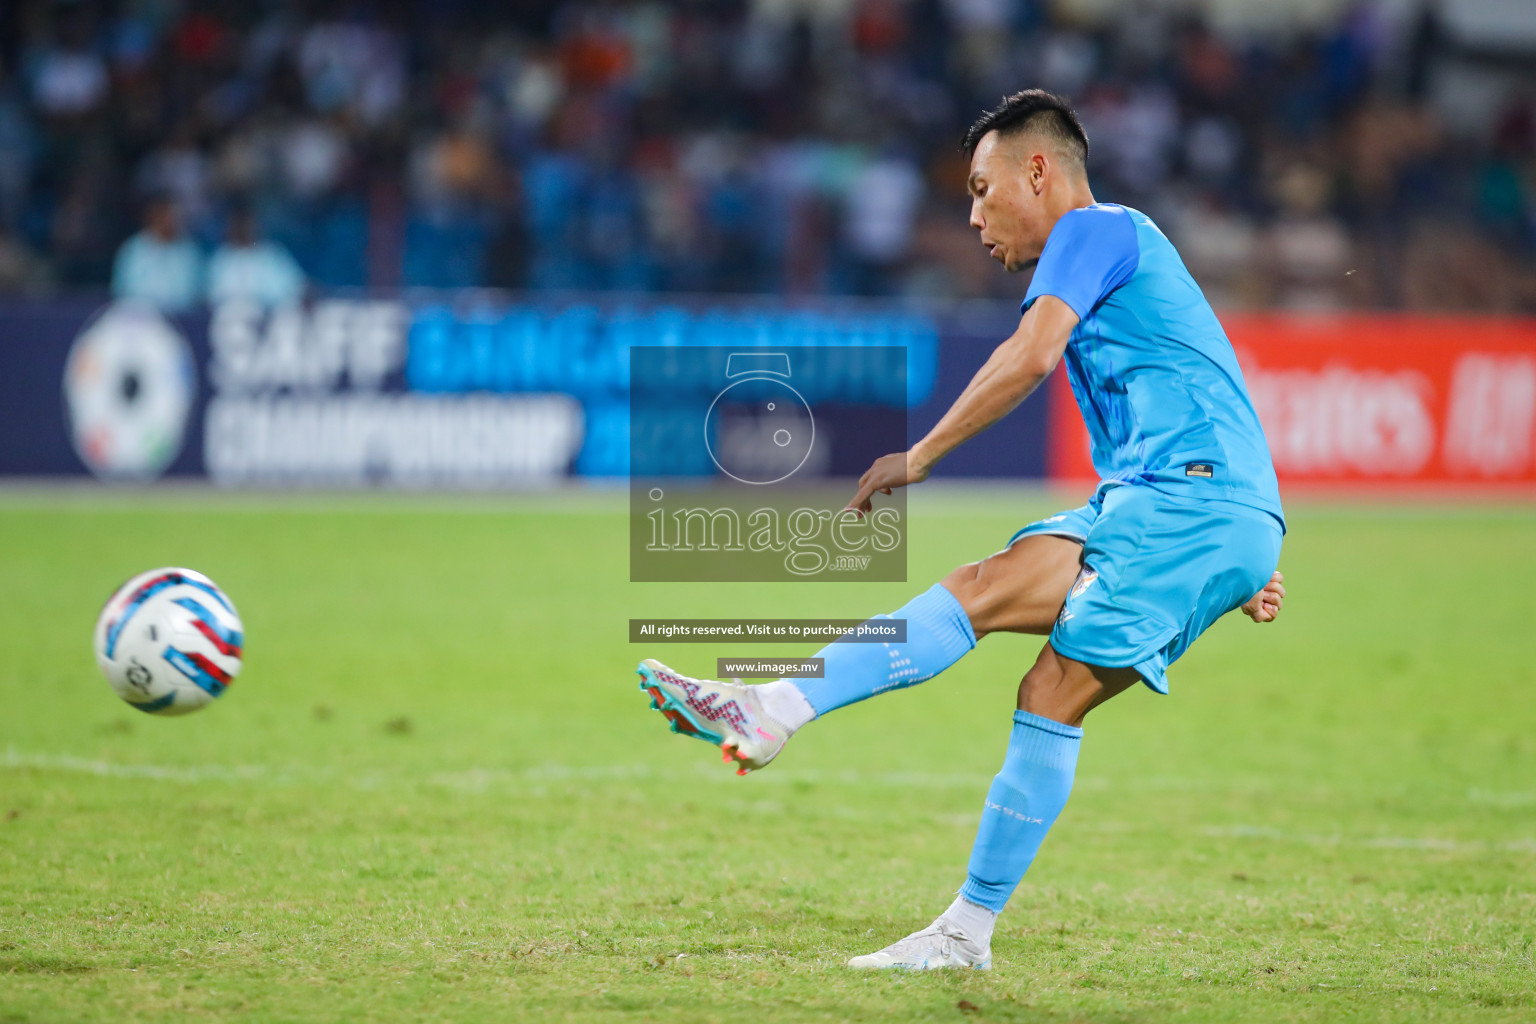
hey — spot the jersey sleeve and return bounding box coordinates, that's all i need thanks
[1022,205,1141,321]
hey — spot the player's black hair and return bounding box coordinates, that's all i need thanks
[962,89,1089,168]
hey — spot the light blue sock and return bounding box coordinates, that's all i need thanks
[791,584,976,717]
[959,710,1082,912]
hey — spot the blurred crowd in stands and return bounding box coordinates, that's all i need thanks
[0,0,1531,310]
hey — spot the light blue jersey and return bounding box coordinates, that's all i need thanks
[1023,203,1284,528]
[1007,203,1285,694]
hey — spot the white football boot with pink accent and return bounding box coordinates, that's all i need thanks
[636,658,791,775]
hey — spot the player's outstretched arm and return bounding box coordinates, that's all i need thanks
[1241,571,1286,623]
[846,296,1080,514]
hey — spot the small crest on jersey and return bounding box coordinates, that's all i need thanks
[1185,462,1215,478]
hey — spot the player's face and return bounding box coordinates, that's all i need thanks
[967,133,1053,273]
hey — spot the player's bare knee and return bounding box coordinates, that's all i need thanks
[940,560,982,595]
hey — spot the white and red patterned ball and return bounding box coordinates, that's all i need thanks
[93,568,244,716]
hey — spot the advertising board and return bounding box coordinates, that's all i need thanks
[1049,314,1536,491]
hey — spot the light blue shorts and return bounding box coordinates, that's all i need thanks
[1008,484,1283,694]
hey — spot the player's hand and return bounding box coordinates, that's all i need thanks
[845,450,929,516]
[1241,571,1285,623]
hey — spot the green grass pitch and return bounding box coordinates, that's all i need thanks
[1,489,1533,1023]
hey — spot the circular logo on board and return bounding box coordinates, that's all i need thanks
[63,302,196,480]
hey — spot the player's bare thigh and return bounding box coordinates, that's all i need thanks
[938,533,1084,639]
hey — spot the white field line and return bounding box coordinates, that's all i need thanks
[13,747,1533,805]
[0,748,991,791]
[1198,824,1536,854]
[1466,786,1536,808]
[0,748,272,783]
[5,747,1534,855]
[0,754,1156,793]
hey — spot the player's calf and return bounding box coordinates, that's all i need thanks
[1014,643,1140,726]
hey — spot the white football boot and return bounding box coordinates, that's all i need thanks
[846,920,992,971]
[636,658,791,775]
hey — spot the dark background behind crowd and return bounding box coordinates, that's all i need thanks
[0,0,1532,310]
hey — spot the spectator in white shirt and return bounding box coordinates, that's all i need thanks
[111,197,203,312]
[207,206,306,308]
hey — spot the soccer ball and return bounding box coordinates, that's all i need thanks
[93,567,244,716]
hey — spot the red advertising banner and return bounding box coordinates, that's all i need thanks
[1049,314,1536,491]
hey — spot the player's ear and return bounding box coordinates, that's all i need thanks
[1029,152,1047,194]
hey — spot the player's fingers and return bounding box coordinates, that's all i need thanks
[1269,582,1286,598]
[880,487,892,495]
[1243,583,1281,618]
[845,480,875,515]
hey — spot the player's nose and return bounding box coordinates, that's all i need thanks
[969,201,984,230]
